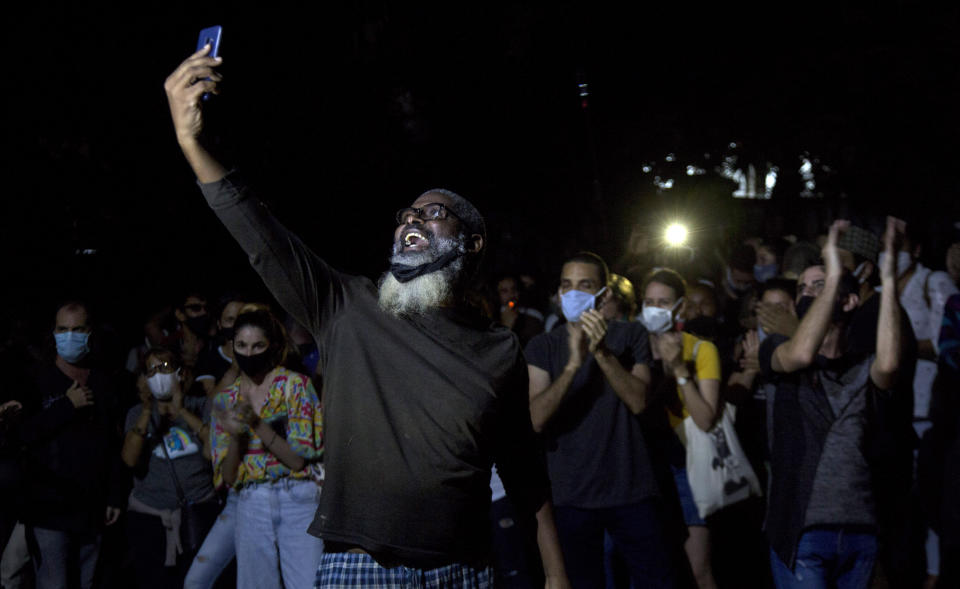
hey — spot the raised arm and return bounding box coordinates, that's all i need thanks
[163,45,228,183]
[871,217,904,389]
[163,48,348,337]
[771,220,848,373]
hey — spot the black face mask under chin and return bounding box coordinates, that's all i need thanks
[795,294,854,327]
[814,352,855,372]
[184,314,212,336]
[684,316,719,340]
[389,248,462,283]
[235,350,276,379]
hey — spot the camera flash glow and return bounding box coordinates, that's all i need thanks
[664,223,688,246]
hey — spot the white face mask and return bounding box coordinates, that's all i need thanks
[853,261,869,284]
[147,370,179,400]
[877,251,913,278]
[640,298,683,334]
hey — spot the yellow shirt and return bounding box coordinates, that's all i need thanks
[666,332,721,430]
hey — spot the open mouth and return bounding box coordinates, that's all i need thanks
[401,229,430,251]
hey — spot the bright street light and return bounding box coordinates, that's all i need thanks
[664,223,688,247]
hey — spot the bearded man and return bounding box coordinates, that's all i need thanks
[164,46,569,589]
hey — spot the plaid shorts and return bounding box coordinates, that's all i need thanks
[315,551,493,589]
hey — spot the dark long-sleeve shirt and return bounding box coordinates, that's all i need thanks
[199,173,550,567]
[20,361,129,532]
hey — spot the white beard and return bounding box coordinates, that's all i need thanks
[378,234,466,316]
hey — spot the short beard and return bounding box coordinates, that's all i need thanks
[378,233,467,316]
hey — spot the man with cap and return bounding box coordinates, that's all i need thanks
[164,45,569,588]
[835,224,882,306]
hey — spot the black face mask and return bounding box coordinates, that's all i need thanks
[218,326,235,344]
[832,300,855,326]
[184,314,212,336]
[684,316,719,341]
[795,294,854,326]
[814,353,854,373]
[235,350,276,378]
[795,295,816,320]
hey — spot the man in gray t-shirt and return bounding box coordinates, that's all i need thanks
[760,219,905,589]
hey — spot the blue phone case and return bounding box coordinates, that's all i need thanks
[196,26,222,56]
[196,26,222,101]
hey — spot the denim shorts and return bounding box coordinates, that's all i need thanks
[671,465,706,526]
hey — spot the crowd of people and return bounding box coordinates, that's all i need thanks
[1,44,959,589]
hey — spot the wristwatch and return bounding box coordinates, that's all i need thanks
[676,375,689,386]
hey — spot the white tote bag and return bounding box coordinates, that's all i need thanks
[684,404,762,519]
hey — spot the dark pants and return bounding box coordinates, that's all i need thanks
[707,497,773,589]
[554,499,677,589]
[490,496,543,589]
[125,510,203,589]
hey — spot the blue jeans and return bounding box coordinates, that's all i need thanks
[235,479,324,589]
[184,490,238,589]
[27,526,101,589]
[670,465,706,526]
[554,499,676,589]
[315,552,493,588]
[770,529,878,589]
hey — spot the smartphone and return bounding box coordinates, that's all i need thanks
[196,25,222,56]
[195,26,222,101]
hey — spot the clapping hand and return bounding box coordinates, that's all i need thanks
[880,216,907,282]
[579,309,609,354]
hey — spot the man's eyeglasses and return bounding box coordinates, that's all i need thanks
[145,361,176,377]
[395,203,460,225]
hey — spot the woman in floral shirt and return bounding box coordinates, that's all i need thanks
[210,305,323,589]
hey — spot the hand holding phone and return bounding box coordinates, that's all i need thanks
[163,28,229,182]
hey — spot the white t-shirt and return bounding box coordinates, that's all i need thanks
[899,263,958,420]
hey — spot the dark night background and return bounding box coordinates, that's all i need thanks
[4,1,960,342]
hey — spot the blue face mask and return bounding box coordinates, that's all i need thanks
[753,263,778,284]
[756,323,767,345]
[560,287,606,322]
[54,331,90,364]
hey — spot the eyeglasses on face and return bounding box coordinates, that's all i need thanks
[145,360,176,377]
[395,203,460,225]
